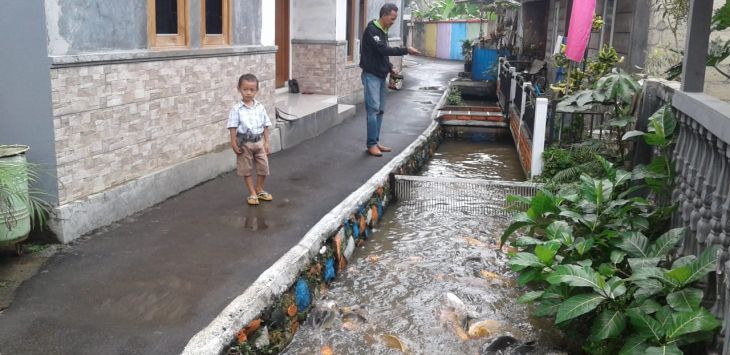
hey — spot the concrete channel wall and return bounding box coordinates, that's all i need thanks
[182,89,448,355]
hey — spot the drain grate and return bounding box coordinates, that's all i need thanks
[393,175,539,216]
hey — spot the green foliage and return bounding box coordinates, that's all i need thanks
[0,158,52,231]
[650,0,690,43]
[661,2,730,81]
[556,70,642,165]
[446,87,464,106]
[541,145,603,184]
[503,110,720,353]
[412,0,481,21]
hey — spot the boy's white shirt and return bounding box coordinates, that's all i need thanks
[226,99,272,135]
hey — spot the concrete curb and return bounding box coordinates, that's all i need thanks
[182,90,448,355]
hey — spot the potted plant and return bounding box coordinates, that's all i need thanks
[462,39,474,73]
[0,145,51,254]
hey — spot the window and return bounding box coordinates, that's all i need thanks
[148,0,187,48]
[202,0,230,46]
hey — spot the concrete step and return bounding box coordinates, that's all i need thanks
[338,104,356,121]
[274,93,341,150]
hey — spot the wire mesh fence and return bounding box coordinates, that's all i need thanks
[393,175,539,216]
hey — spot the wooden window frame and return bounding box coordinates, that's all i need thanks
[148,0,188,49]
[201,0,231,47]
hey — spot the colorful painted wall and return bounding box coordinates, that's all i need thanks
[413,20,493,60]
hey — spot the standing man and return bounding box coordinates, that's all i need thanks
[360,3,420,157]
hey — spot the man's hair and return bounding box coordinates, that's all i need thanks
[238,73,259,89]
[379,3,398,18]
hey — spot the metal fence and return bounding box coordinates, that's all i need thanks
[546,105,611,146]
[393,174,539,216]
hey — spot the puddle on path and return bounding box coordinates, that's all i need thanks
[284,136,568,354]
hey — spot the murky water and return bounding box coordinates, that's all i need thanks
[284,134,566,355]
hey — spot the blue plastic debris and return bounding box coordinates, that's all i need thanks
[353,224,360,239]
[377,201,383,217]
[295,278,311,310]
[364,227,370,239]
[324,258,336,283]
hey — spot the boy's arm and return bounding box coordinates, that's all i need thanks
[227,107,242,155]
[229,128,242,155]
[262,107,272,155]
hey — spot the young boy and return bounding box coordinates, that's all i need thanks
[227,73,273,206]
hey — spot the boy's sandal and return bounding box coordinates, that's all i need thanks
[247,195,260,205]
[257,191,273,201]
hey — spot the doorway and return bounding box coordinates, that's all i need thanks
[275,0,290,88]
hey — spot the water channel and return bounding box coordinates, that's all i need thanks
[283,129,568,354]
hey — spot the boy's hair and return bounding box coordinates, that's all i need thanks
[238,73,259,90]
[380,3,398,17]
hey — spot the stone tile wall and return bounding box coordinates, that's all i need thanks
[51,53,276,204]
[291,43,338,95]
[335,43,364,99]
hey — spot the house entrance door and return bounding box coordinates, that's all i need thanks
[275,0,290,88]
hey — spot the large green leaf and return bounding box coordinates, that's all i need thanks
[595,70,642,106]
[515,236,544,247]
[611,250,627,264]
[648,228,684,257]
[500,212,534,246]
[530,190,560,216]
[574,237,594,256]
[667,288,703,312]
[655,306,674,334]
[643,104,677,148]
[627,308,664,341]
[517,291,544,304]
[666,245,719,287]
[616,232,650,258]
[555,293,606,324]
[665,308,720,340]
[638,299,662,314]
[517,268,542,286]
[619,334,650,355]
[628,257,662,270]
[591,308,626,340]
[535,297,562,317]
[535,241,561,264]
[605,276,627,299]
[622,130,646,141]
[547,265,605,292]
[672,255,696,269]
[509,252,544,271]
[645,345,683,355]
[545,221,572,241]
[634,279,664,300]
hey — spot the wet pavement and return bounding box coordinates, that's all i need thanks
[0,57,460,354]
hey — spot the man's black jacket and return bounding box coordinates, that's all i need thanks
[359,20,408,79]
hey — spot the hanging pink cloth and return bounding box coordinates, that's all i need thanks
[565,0,596,62]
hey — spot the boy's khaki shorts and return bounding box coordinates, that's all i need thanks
[236,140,269,177]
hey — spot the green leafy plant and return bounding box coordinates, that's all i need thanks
[541,145,603,184]
[557,70,642,165]
[461,39,474,62]
[662,2,730,81]
[446,87,464,106]
[0,159,52,232]
[623,104,677,203]
[503,109,721,354]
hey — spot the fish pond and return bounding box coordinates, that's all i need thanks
[283,129,572,355]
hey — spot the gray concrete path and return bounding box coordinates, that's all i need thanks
[0,57,459,355]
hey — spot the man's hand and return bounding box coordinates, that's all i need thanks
[391,68,401,76]
[407,46,421,55]
[265,141,271,155]
[231,140,242,155]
